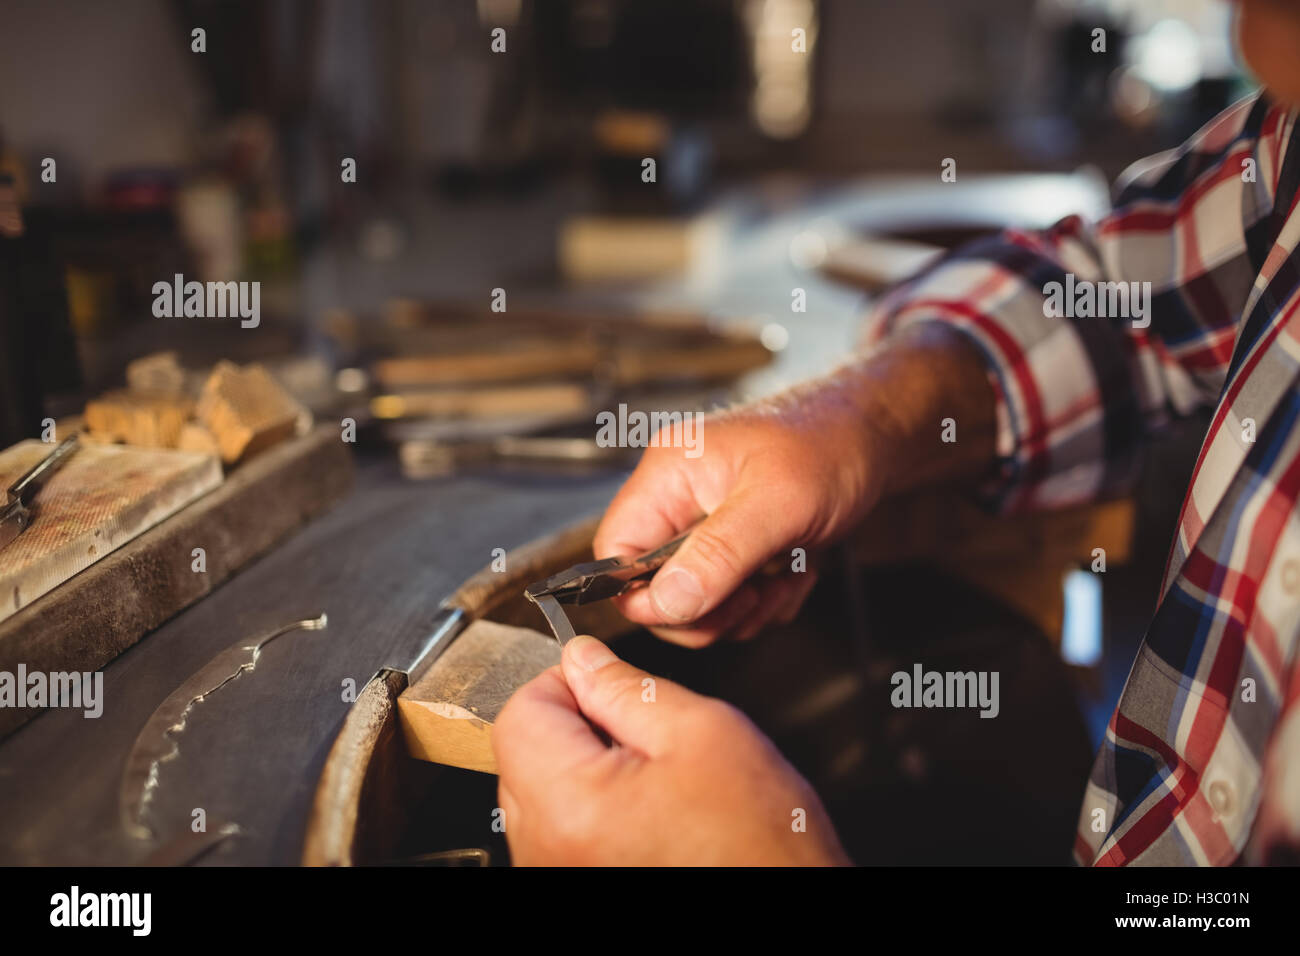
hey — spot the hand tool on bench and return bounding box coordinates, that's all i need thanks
[398,435,637,478]
[0,433,79,553]
[524,523,697,646]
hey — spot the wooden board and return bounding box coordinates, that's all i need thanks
[0,440,222,625]
[397,620,561,774]
[0,424,353,737]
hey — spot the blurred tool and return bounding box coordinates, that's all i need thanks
[329,301,769,464]
[0,433,79,553]
[399,435,635,479]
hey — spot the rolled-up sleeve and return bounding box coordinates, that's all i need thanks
[862,93,1293,514]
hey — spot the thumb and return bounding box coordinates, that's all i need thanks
[647,487,790,624]
[561,636,706,757]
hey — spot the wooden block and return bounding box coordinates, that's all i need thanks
[196,361,305,464]
[125,351,192,397]
[177,422,220,457]
[397,620,561,774]
[84,390,195,448]
[0,441,222,625]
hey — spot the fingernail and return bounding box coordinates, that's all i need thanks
[650,567,706,623]
[566,635,617,672]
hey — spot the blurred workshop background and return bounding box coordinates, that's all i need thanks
[0,0,1256,862]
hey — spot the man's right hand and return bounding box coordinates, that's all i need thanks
[595,384,885,647]
[595,323,997,647]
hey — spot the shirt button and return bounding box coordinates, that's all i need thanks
[1283,559,1300,594]
[1208,780,1235,818]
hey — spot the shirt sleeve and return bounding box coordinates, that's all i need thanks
[861,93,1295,514]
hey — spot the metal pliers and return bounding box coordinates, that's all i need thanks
[524,525,695,645]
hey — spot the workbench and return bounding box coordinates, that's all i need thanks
[0,173,1115,865]
[0,455,623,864]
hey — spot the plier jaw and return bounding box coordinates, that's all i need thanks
[523,523,697,645]
[523,558,633,648]
[524,557,634,607]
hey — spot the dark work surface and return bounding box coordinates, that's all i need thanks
[0,451,1097,867]
[0,452,623,865]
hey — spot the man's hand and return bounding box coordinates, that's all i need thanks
[596,322,996,646]
[493,635,850,866]
[595,387,881,647]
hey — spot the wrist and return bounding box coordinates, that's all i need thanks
[794,367,893,531]
[850,321,997,498]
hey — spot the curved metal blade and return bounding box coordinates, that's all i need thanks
[119,614,328,840]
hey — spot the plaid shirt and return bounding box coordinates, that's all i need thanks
[865,92,1300,865]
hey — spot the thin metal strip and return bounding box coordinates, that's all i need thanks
[528,592,578,646]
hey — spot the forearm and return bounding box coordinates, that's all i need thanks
[733,321,997,524]
[854,322,998,496]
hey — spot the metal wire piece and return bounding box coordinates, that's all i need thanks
[119,614,328,840]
